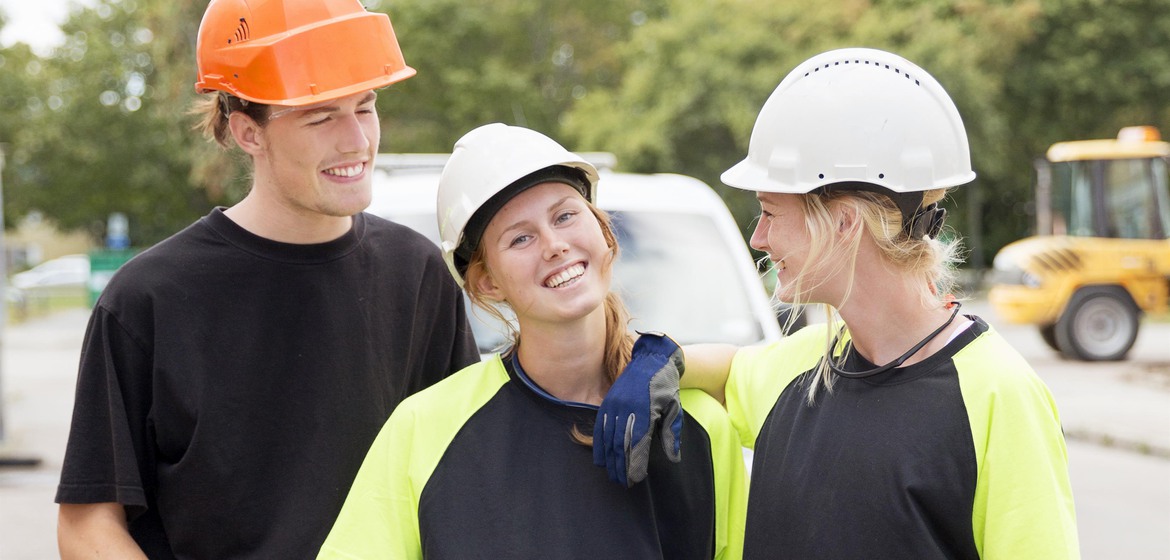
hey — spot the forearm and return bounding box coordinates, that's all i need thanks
[681,343,738,404]
[58,503,148,560]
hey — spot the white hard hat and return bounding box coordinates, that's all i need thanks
[721,47,976,197]
[437,123,599,286]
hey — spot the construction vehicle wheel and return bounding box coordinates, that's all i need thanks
[1053,286,1140,361]
[1038,324,1060,352]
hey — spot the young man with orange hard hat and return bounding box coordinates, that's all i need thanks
[54,1,478,557]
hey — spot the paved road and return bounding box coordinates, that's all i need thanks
[0,308,85,560]
[0,302,1167,559]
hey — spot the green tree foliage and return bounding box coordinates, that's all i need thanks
[2,0,236,245]
[370,0,664,152]
[0,38,43,230]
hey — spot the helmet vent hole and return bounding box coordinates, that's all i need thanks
[233,18,250,44]
[818,173,825,179]
[804,57,920,88]
[878,173,885,179]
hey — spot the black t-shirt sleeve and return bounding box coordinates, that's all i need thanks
[405,249,480,394]
[447,291,480,371]
[56,305,153,519]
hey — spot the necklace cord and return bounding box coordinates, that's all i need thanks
[826,301,963,379]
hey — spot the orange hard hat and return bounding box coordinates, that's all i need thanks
[194,0,416,106]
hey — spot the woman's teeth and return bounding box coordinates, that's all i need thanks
[546,264,585,288]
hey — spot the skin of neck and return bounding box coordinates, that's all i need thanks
[514,305,611,405]
[224,178,354,244]
[834,236,972,368]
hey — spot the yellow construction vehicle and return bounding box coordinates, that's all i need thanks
[988,126,1170,361]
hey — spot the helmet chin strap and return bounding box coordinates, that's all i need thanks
[827,301,963,379]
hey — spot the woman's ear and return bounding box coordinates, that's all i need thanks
[470,264,506,303]
[834,200,859,234]
[228,111,265,157]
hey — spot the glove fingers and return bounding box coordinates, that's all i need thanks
[611,413,628,484]
[603,411,622,481]
[660,400,684,463]
[620,413,636,487]
[593,411,607,467]
[671,409,683,459]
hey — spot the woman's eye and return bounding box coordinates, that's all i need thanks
[307,116,332,126]
[555,210,577,224]
[509,234,532,247]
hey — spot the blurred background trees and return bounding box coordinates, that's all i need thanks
[1,0,1169,269]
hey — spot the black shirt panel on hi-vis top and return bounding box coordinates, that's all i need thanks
[418,356,715,560]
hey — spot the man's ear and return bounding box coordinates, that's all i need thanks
[227,111,266,157]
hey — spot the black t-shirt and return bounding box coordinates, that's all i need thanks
[56,208,480,559]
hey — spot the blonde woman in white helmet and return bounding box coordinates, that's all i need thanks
[721,47,1078,559]
[319,123,746,560]
[597,48,1080,558]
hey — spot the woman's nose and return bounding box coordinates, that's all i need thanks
[543,233,570,260]
[749,219,769,252]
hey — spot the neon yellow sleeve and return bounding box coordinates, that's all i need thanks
[955,329,1080,559]
[680,389,748,559]
[725,325,828,449]
[317,358,510,560]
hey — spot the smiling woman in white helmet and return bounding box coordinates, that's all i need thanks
[319,123,747,560]
[594,47,1080,559]
[717,47,1079,558]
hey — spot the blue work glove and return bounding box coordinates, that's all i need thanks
[593,331,684,487]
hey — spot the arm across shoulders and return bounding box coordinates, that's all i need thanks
[724,325,829,448]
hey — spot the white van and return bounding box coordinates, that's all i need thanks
[367,153,784,352]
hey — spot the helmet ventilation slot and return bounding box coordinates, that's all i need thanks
[230,18,250,44]
[805,59,922,87]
